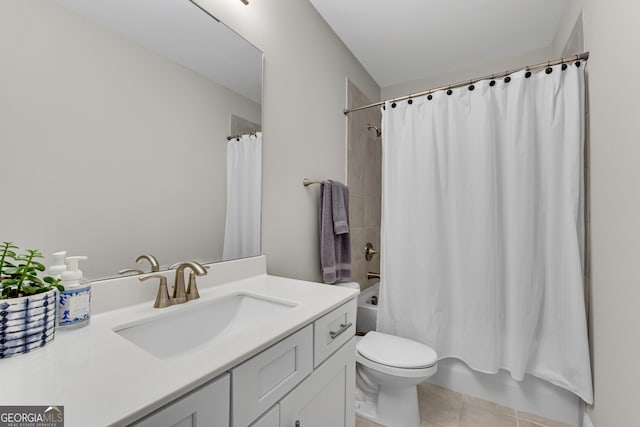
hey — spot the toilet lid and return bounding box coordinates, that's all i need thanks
[357,331,437,369]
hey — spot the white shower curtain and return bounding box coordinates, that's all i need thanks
[378,64,593,403]
[223,132,262,261]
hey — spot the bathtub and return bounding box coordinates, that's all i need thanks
[356,281,380,332]
[356,281,583,426]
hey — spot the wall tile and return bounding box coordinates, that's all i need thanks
[365,196,381,227]
[365,137,382,198]
[350,193,365,228]
[348,120,366,195]
[348,80,381,291]
[351,259,366,289]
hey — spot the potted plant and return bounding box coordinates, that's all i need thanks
[0,242,63,359]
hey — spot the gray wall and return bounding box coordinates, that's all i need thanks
[556,1,640,425]
[195,0,380,282]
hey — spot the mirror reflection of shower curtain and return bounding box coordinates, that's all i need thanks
[223,132,262,261]
[378,64,593,403]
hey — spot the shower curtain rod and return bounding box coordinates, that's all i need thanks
[344,51,589,115]
[226,130,259,141]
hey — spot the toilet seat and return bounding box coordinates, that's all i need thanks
[357,332,437,368]
[356,351,438,379]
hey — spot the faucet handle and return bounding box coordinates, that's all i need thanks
[118,268,144,276]
[139,274,173,308]
[186,265,209,301]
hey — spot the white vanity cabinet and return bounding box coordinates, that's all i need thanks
[231,325,314,426]
[131,373,230,427]
[131,298,357,427]
[249,405,280,427]
[279,337,356,427]
[245,299,357,427]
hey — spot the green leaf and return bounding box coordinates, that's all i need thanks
[26,249,43,258]
[26,276,43,286]
[21,285,36,295]
[31,261,46,271]
[3,267,20,275]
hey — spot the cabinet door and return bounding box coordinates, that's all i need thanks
[279,338,355,427]
[250,404,279,427]
[232,325,313,427]
[131,374,230,427]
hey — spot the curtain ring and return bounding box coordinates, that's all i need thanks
[446,85,453,96]
[468,80,475,91]
[427,90,433,101]
[525,67,532,79]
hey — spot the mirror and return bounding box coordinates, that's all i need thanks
[0,0,263,279]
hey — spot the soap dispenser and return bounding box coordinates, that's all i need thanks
[57,256,91,329]
[48,250,67,279]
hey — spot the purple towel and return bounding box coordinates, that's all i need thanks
[331,180,349,234]
[320,181,351,284]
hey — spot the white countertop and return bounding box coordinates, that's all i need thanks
[0,272,358,426]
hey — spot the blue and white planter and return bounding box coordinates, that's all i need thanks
[0,289,57,359]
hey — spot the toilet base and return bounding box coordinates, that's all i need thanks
[355,384,420,427]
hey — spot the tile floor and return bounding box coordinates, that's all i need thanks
[355,383,574,427]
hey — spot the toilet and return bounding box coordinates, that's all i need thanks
[355,332,437,426]
[337,282,438,427]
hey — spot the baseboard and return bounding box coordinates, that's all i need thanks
[583,413,594,427]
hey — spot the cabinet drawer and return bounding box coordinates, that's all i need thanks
[232,325,313,427]
[313,298,357,367]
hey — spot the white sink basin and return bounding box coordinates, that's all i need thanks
[115,293,296,359]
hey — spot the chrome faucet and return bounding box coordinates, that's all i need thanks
[139,274,173,308]
[136,254,160,272]
[118,254,160,276]
[170,262,208,304]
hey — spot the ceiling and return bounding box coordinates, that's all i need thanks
[308,0,568,88]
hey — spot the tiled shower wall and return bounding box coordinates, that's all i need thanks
[347,80,382,291]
